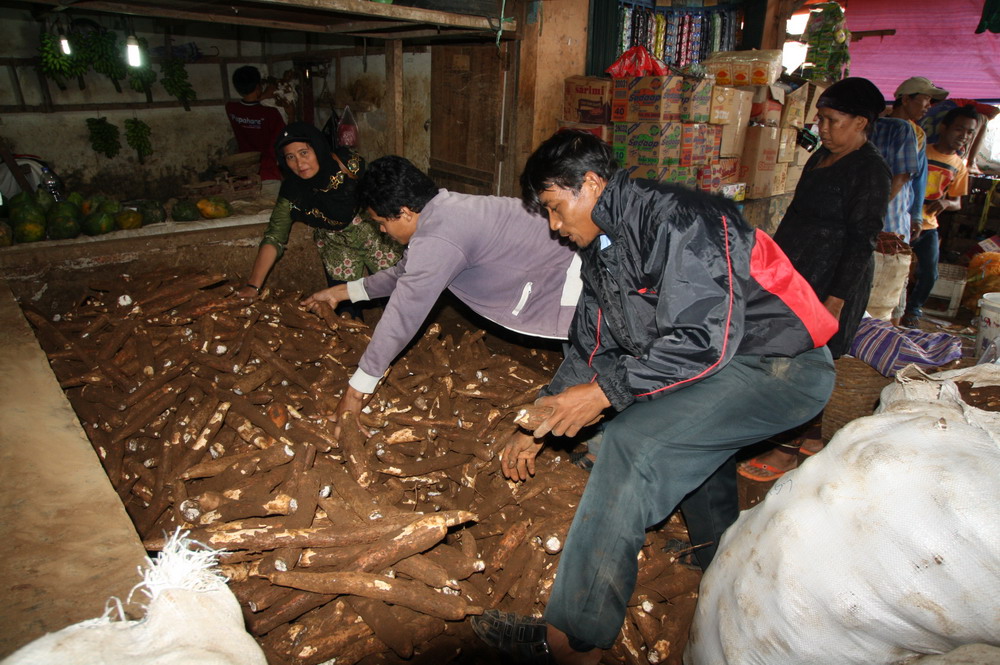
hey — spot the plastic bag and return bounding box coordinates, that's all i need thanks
[686,364,1000,665]
[605,45,668,78]
[336,105,359,149]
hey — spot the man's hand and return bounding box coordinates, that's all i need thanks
[925,199,948,217]
[533,383,610,439]
[302,284,348,313]
[500,431,544,482]
[823,295,845,321]
[333,385,372,438]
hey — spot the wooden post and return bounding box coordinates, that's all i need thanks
[385,39,404,156]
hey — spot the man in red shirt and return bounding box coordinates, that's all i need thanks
[225,66,286,197]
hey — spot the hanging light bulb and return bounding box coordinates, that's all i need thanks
[126,35,141,67]
[58,27,71,55]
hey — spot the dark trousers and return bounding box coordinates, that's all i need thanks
[543,348,835,650]
[907,228,940,314]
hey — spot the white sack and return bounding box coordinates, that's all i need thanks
[686,365,1000,665]
[3,531,266,665]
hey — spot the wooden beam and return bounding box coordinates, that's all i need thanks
[385,39,404,156]
[252,0,516,31]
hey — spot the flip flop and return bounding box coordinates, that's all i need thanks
[798,445,821,457]
[569,451,595,472]
[470,609,553,664]
[737,458,787,482]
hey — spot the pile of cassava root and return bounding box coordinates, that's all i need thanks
[24,268,701,665]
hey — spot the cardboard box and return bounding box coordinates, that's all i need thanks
[730,61,751,87]
[612,76,685,123]
[785,161,805,192]
[680,78,713,123]
[805,81,829,126]
[739,125,781,199]
[663,165,698,189]
[777,128,798,163]
[612,122,629,164]
[709,86,753,125]
[720,121,749,158]
[779,83,809,128]
[741,192,793,234]
[564,76,613,124]
[557,120,613,143]
[681,123,717,167]
[718,157,740,183]
[742,85,785,126]
[697,161,723,193]
[623,122,683,170]
[627,165,669,181]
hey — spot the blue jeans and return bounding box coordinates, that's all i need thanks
[907,228,939,315]
[543,347,835,650]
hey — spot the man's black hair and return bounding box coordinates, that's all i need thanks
[232,66,262,97]
[520,130,619,216]
[941,104,981,128]
[358,155,438,218]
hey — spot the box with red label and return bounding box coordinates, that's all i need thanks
[612,76,685,123]
[718,157,740,183]
[681,123,716,167]
[680,78,713,123]
[709,86,753,125]
[557,120,613,143]
[564,76,613,124]
[697,161,723,193]
[777,128,798,163]
[739,125,781,199]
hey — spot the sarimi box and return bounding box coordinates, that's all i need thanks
[557,119,613,142]
[564,76,613,125]
[612,76,685,123]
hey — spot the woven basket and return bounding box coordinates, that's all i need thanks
[821,356,894,441]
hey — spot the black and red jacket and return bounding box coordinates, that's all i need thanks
[543,171,838,412]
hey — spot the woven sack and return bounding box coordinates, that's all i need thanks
[820,356,893,441]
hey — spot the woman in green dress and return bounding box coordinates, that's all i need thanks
[237,122,400,317]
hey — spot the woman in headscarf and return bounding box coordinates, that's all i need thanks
[739,77,891,482]
[236,122,401,315]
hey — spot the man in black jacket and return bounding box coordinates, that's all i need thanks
[472,131,838,664]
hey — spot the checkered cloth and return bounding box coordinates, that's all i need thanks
[849,316,964,377]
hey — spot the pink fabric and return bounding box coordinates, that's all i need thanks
[846,0,1000,101]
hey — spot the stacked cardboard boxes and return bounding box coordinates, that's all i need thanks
[558,75,615,142]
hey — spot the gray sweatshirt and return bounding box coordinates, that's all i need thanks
[346,189,581,393]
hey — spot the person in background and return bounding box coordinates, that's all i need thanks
[236,123,400,315]
[867,77,947,325]
[902,105,981,328]
[301,155,583,431]
[738,77,891,482]
[470,130,836,665]
[922,97,999,172]
[225,65,286,201]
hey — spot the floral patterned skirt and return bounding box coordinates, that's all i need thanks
[313,215,402,282]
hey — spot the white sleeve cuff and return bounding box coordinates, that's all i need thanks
[349,368,382,394]
[347,279,370,303]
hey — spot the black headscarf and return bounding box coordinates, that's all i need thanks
[815,77,887,126]
[274,121,365,231]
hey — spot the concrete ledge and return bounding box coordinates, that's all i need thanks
[0,280,148,659]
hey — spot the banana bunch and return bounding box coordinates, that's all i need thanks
[124,118,153,163]
[81,30,126,91]
[38,33,88,84]
[160,58,196,110]
[86,117,121,159]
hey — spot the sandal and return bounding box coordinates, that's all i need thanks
[470,609,553,664]
[569,451,595,472]
[737,458,788,482]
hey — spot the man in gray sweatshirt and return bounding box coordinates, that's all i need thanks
[302,155,582,422]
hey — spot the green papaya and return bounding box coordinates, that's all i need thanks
[35,187,55,212]
[115,208,143,230]
[82,210,115,236]
[100,198,121,215]
[13,219,46,243]
[10,202,46,228]
[171,199,201,222]
[137,200,166,225]
[46,201,82,240]
[82,195,106,216]
[66,191,85,208]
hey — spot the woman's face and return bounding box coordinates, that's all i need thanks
[815,107,868,154]
[283,141,320,179]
